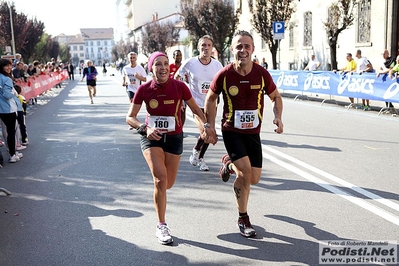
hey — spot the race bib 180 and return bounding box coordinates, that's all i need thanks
[148,116,175,133]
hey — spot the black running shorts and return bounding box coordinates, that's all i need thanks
[222,130,262,168]
[87,79,96,87]
[140,132,183,155]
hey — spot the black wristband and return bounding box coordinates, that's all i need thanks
[137,124,147,136]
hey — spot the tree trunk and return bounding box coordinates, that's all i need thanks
[270,40,279,69]
[329,37,338,70]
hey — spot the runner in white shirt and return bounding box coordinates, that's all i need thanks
[122,52,147,103]
[175,35,223,171]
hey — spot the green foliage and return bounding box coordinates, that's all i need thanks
[59,44,71,63]
[180,0,240,65]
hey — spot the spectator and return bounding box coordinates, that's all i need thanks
[335,53,357,107]
[261,57,268,69]
[27,64,35,76]
[252,55,259,64]
[13,53,22,68]
[102,62,107,76]
[67,62,75,80]
[353,49,373,111]
[0,58,21,163]
[13,84,28,149]
[388,55,399,79]
[32,60,41,76]
[175,35,223,171]
[304,54,321,71]
[12,61,24,82]
[376,49,396,115]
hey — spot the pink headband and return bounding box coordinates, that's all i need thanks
[148,52,167,72]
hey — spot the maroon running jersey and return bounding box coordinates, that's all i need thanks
[133,79,192,135]
[210,63,276,134]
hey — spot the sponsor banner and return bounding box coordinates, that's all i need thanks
[319,240,397,264]
[15,70,68,101]
[268,70,399,103]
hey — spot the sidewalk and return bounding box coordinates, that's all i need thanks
[280,90,398,117]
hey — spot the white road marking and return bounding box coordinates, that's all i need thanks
[186,113,399,226]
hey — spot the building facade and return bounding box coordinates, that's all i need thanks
[237,0,399,70]
[81,28,115,66]
[56,28,114,67]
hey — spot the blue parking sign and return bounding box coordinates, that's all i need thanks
[273,21,285,40]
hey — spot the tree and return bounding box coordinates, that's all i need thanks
[111,40,136,62]
[31,33,58,63]
[323,0,358,70]
[249,0,297,69]
[141,21,180,56]
[59,44,71,63]
[181,0,240,65]
[0,2,44,61]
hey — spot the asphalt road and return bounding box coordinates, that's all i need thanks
[0,67,398,266]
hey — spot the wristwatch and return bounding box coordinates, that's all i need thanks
[137,124,147,136]
[203,123,211,129]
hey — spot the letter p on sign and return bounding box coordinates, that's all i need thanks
[273,21,285,40]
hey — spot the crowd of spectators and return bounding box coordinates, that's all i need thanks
[0,53,69,165]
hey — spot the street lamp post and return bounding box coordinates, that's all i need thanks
[1,1,16,55]
[8,1,16,55]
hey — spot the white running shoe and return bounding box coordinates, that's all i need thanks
[16,145,26,151]
[198,158,209,171]
[9,154,20,163]
[156,224,173,245]
[189,148,200,166]
[15,152,23,159]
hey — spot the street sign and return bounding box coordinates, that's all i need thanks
[1,55,15,60]
[273,21,285,40]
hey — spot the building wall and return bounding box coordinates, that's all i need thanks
[84,39,114,66]
[122,0,180,44]
[237,0,396,70]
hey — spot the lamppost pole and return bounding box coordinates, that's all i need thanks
[6,1,16,55]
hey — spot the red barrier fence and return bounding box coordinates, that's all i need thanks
[15,70,69,101]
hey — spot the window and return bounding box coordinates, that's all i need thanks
[357,0,371,43]
[289,22,295,48]
[261,39,266,50]
[303,11,312,47]
[79,46,84,50]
